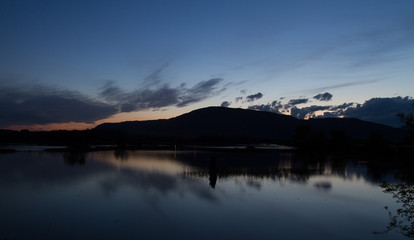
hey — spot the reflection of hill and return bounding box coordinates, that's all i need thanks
[176,151,376,184]
[1,150,410,196]
[63,151,86,166]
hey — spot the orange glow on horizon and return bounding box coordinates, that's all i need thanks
[4,108,190,131]
[6,122,97,131]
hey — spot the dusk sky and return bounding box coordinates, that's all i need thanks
[1,0,413,130]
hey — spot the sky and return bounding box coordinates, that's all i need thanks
[1,0,413,130]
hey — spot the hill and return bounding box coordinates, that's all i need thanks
[94,107,404,145]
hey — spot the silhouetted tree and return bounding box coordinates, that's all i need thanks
[374,183,414,238]
[397,103,414,146]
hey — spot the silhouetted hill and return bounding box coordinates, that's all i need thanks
[95,107,404,144]
[0,107,405,147]
[95,107,299,141]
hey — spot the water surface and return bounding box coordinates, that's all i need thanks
[0,150,407,239]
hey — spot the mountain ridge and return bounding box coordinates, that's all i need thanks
[95,106,403,143]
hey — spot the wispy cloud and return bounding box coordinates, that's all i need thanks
[308,79,380,94]
[0,71,226,128]
[142,60,171,88]
[347,20,414,68]
[287,98,308,106]
[0,83,118,127]
[177,78,223,107]
[100,76,224,110]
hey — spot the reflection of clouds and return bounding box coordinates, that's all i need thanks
[187,184,218,202]
[114,149,129,161]
[314,181,332,191]
[2,150,402,203]
[90,151,221,202]
[63,151,86,166]
[91,151,187,174]
[99,168,218,203]
[246,180,262,190]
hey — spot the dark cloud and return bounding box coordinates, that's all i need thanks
[246,92,263,102]
[99,81,181,111]
[247,94,413,127]
[100,78,224,110]
[235,97,243,102]
[287,98,308,106]
[0,84,118,127]
[248,100,283,114]
[289,96,414,127]
[177,78,223,107]
[340,96,414,127]
[330,102,355,111]
[0,75,224,127]
[290,105,331,119]
[313,92,333,101]
[318,97,414,128]
[221,101,231,108]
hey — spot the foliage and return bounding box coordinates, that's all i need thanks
[397,103,414,145]
[374,183,414,238]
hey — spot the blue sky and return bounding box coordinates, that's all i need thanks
[1,0,413,129]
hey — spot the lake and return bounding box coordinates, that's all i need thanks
[0,149,410,240]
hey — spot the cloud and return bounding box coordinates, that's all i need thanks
[287,98,308,106]
[308,79,380,94]
[246,92,263,102]
[0,84,118,127]
[235,97,243,103]
[340,96,414,127]
[330,102,355,111]
[0,73,225,128]
[250,96,413,127]
[143,61,171,87]
[313,92,333,101]
[100,81,181,111]
[348,20,414,68]
[221,101,231,108]
[177,78,223,107]
[292,96,414,127]
[248,100,284,114]
[100,78,224,110]
[290,105,331,119]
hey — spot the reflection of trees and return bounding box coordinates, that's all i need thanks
[374,183,414,238]
[208,157,217,188]
[181,152,350,188]
[114,149,129,161]
[63,151,86,166]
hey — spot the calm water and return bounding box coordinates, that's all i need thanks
[0,150,409,240]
